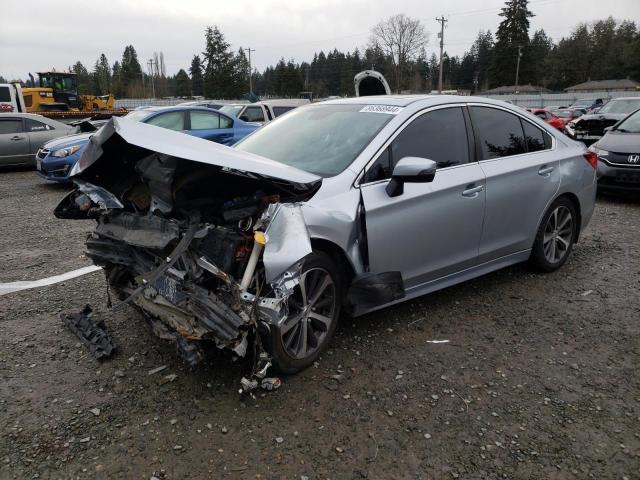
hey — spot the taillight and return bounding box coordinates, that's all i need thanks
[583,151,598,169]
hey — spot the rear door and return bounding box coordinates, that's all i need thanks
[187,110,235,145]
[0,117,30,166]
[360,106,486,289]
[469,105,559,263]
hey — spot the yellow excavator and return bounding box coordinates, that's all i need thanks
[17,71,123,119]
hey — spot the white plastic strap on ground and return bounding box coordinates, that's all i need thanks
[0,265,102,296]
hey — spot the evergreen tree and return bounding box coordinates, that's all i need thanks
[121,45,143,96]
[111,61,124,98]
[528,30,553,86]
[202,26,235,98]
[490,0,534,87]
[70,61,91,95]
[189,55,204,96]
[174,69,191,97]
[93,54,111,95]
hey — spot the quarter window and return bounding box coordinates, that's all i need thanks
[363,107,470,183]
[273,106,294,117]
[0,119,23,134]
[471,107,527,159]
[145,111,185,131]
[0,86,11,102]
[521,120,551,153]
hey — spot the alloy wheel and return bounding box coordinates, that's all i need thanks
[543,205,573,264]
[278,267,337,360]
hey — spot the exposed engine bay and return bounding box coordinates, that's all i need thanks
[55,118,322,381]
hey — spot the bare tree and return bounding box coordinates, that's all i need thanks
[370,14,428,92]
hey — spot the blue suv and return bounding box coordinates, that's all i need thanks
[37,106,258,182]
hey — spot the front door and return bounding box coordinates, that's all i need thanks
[360,106,486,289]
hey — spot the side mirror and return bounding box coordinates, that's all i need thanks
[603,126,613,133]
[386,157,437,197]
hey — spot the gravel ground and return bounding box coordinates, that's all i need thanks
[0,169,639,480]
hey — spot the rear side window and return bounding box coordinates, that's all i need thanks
[363,107,470,183]
[0,86,11,102]
[190,111,220,129]
[145,111,185,131]
[471,107,527,159]
[25,118,53,132]
[0,119,23,134]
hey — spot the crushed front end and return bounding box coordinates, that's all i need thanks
[55,117,321,372]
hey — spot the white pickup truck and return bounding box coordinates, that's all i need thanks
[219,99,309,125]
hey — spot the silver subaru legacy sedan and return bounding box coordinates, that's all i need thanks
[56,95,596,379]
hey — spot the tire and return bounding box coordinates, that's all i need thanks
[266,250,342,374]
[530,196,578,272]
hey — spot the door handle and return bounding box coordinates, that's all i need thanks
[538,165,554,176]
[462,185,484,198]
[10,136,24,141]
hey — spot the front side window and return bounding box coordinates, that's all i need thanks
[616,109,640,133]
[145,111,185,131]
[190,110,220,129]
[26,118,53,132]
[243,106,265,122]
[235,104,393,177]
[471,107,527,159]
[273,106,294,117]
[0,119,23,134]
[363,107,470,183]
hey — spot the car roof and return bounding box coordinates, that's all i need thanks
[318,94,522,109]
[0,112,69,126]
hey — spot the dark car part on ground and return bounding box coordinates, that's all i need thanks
[61,304,116,360]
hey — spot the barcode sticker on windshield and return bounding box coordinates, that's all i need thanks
[359,105,403,115]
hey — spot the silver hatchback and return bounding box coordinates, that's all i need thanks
[57,96,597,376]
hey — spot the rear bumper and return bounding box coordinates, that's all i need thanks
[596,160,640,192]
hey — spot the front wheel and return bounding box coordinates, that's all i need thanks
[530,197,578,272]
[266,251,342,374]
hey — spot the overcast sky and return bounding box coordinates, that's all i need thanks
[1,0,639,80]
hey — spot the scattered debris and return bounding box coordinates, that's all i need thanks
[581,290,594,296]
[261,377,281,391]
[148,365,168,376]
[426,340,450,344]
[275,436,284,444]
[89,408,101,416]
[60,305,115,360]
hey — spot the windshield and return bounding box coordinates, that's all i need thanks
[219,105,244,117]
[572,99,593,107]
[124,110,152,121]
[599,99,640,114]
[235,104,393,177]
[615,109,640,133]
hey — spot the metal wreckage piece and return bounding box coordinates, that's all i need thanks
[61,304,116,360]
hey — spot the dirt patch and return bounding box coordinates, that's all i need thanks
[1,171,638,479]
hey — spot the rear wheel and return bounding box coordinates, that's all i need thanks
[266,251,342,374]
[530,197,577,272]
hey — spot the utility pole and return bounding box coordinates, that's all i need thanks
[436,16,448,94]
[244,48,255,95]
[514,45,523,94]
[147,59,156,98]
[140,71,145,98]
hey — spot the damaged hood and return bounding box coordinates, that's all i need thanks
[72,116,321,189]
